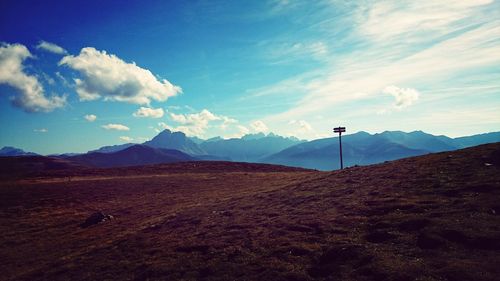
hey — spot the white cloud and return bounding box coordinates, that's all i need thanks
[159,109,241,138]
[158,122,171,130]
[168,109,222,136]
[119,136,133,142]
[288,119,313,135]
[133,107,164,118]
[102,123,130,131]
[250,120,268,133]
[34,128,48,133]
[0,42,66,112]
[36,40,67,55]
[383,85,419,109]
[237,125,250,135]
[84,114,97,122]
[59,47,182,104]
[219,116,238,130]
[225,125,250,139]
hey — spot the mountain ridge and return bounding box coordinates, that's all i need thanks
[263,131,500,170]
[67,144,196,168]
[3,130,499,170]
[143,129,206,155]
[0,146,38,156]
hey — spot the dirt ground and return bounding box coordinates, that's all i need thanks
[1,143,499,281]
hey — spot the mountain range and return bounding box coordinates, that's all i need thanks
[264,131,500,170]
[2,130,499,170]
[199,132,304,162]
[67,144,196,168]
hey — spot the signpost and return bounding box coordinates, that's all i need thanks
[333,127,346,169]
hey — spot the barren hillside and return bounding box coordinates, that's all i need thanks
[1,143,499,280]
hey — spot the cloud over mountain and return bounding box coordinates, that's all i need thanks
[288,120,313,136]
[59,47,182,104]
[383,85,419,109]
[0,43,66,112]
[250,120,268,133]
[166,109,237,137]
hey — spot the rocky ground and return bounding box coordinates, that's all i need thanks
[0,143,499,280]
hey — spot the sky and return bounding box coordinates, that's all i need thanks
[0,0,499,154]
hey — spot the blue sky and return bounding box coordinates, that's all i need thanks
[1,0,499,154]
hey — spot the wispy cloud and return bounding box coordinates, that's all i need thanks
[119,136,133,142]
[263,41,329,64]
[36,40,67,55]
[247,0,500,138]
[34,128,48,133]
[358,0,494,42]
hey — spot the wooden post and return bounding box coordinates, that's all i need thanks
[333,127,346,169]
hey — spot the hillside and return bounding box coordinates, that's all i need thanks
[0,156,85,179]
[0,143,499,280]
[67,144,196,168]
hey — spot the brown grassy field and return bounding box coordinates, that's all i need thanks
[1,143,499,281]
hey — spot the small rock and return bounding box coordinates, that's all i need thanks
[80,211,113,228]
[212,210,232,216]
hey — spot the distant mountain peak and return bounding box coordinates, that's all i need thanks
[0,146,38,156]
[144,129,206,155]
[240,132,298,141]
[89,143,135,154]
[157,129,185,137]
[205,136,223,142]
[242,132,267,140]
